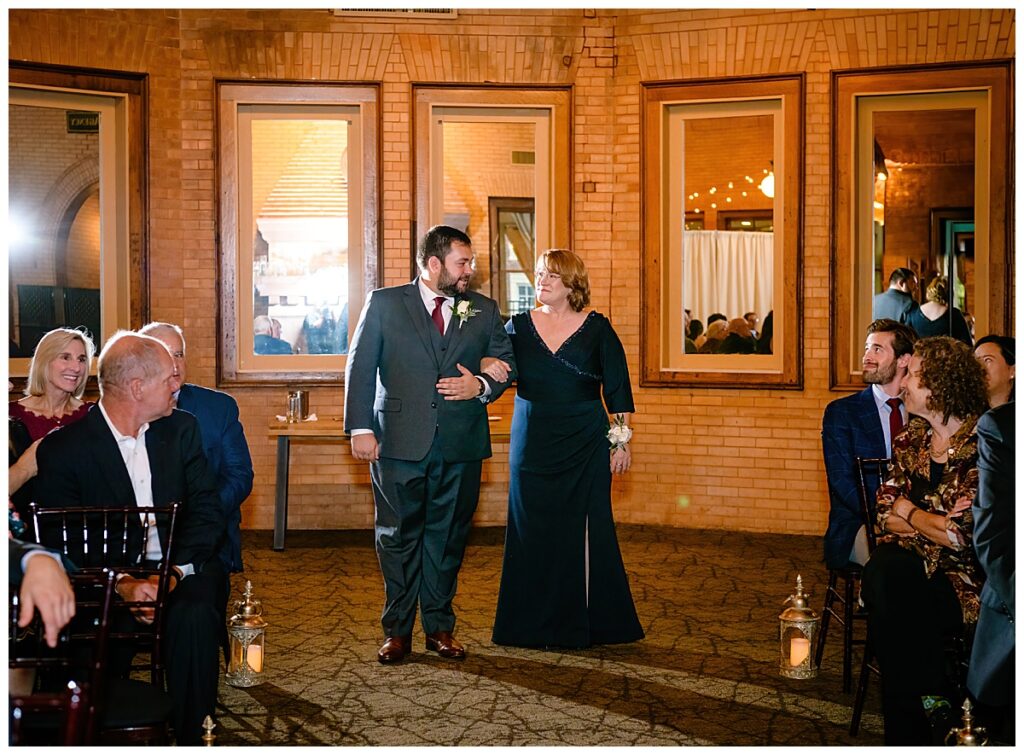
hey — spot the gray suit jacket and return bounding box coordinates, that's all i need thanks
[871,287,919,323]
[344,281,516,463]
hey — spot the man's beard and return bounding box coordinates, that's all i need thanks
[437,266,471,297]
[863,360,897,385]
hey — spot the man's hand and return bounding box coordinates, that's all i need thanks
[19,554,75,648]
[480,357,511,383]
[437,364,482,401]
[351,433,380,461]
[115,575,164,624]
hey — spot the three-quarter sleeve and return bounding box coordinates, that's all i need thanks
[598,316,635,415]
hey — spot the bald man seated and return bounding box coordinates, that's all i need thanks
[34,331,225,746]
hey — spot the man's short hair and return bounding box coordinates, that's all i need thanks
[866,318,917,358]
[139,321,186,352]
[97,331,171,395]
[707,312,727,326]
[888,267,917,287]
[416,225,472,273]
[253,316,273,335]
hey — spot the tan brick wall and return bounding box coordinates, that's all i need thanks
[8,8,1014,539]
[64,192,101,289]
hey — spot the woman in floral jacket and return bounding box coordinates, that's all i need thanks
[862,336,990,745]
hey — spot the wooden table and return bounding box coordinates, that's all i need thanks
[268,413,512,550]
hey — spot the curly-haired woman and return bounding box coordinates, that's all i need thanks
[862,335,989,744]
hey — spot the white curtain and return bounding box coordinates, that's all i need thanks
[682,231,773,324]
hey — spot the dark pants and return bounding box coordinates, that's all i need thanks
[370,438,482,638]
[110,562,225,746]
[862,543,964,745]
[165,563,225,745]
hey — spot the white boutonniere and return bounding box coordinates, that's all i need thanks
[454,299,480,329]
[607,415,632,451]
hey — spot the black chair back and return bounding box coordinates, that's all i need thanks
[9,569,116,745]
[28,503,180,688]
[854,457,889,553]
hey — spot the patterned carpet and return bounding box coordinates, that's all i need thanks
[214,526,883,746]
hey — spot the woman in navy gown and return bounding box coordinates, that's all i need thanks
[487,249,643,648]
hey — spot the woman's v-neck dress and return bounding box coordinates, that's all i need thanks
[492,311,644,648]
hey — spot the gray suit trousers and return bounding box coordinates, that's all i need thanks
[370,433,482,637]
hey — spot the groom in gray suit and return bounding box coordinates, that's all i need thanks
[345,225,516,663]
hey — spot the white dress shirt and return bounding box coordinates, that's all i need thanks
[97,401,162,562]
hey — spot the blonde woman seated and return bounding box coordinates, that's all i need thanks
[861,336,989,744]
[9,328,95,505]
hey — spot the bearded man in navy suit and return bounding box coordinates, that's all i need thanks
[821,320,917,568]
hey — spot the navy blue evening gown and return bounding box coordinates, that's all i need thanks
[492,310,644,648]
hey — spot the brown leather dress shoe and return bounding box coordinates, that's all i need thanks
[425,631,466,659]
[377,635,411,664]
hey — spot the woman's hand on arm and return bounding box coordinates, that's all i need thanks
[8,438,42,496]
[883,495,917,535]
[891,495,963,547]
[480,357,511,383]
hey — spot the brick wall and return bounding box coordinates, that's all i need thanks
[64,193,101,289]
[8,8,1014,539]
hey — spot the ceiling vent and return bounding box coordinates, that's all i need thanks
[331,9,457,20]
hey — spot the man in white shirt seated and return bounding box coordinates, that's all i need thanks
[33,331,225,746]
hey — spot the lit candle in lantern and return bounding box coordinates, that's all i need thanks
[246,644,264,673]
[789,637,810,667]
[226,581,267,687]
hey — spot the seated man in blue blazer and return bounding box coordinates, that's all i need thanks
[821,320,917,569]
[140,322,254,582]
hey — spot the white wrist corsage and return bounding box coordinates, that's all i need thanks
[454,299,480,329]
[607,415,632,452]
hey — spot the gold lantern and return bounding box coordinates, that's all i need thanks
[226,580,267,687]
[779,574,819,679]
[945,698,988,746]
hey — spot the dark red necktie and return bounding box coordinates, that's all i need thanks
[431,296,446,335]
[886,397,904,447]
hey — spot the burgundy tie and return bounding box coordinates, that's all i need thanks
[431,296,446,335]
[886,397,904,447]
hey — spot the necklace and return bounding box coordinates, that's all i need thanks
[929,433,951,460]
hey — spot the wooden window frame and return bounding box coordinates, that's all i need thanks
[830,61,1012,390]
[216,80,380,386]
[412,85,572,279]
[8,62,147,393]
[641,74,804,389]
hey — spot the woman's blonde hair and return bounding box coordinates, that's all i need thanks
[539,248,591,312]
[925,275,949,305]
[25,328,95,399]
